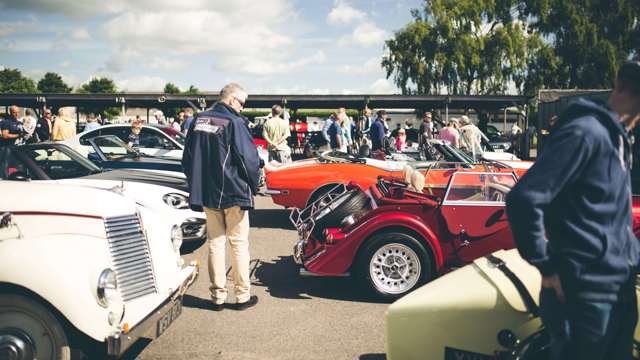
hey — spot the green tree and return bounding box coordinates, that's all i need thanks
[0,68,37,94]
[383,0,542,95]
[523,0,640,88]
[163,82,181,94]
[77,77,120,120]
[37,72,72,93]
[183,85,199,95]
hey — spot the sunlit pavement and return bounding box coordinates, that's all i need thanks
[125,195,388,360]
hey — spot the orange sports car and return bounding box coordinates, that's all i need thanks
[264,141,531,209]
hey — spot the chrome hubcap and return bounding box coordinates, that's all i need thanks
[0,329,35,360]
[370,243,421,295]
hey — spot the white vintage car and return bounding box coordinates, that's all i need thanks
[0,182,199,359]
[385,249,640,360]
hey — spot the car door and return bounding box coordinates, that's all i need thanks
[439,171,517,264]
[138,127,182,159]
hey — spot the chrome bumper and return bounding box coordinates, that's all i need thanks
[181,219,207,242]
[106,261,199,357]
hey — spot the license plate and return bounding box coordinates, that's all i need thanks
[156,299,182,337]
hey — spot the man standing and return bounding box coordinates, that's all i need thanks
[182,107,195,134]
[84,114,101,133]
[182,83,260,311]
[322,113,336,150]
[458,115,483,160]
[418,111,434,146]
[35,108,53,142]
[370,110,387,152]
[327,112,343,151]
[506,61,640,360]
[262,104,292,163]
[0,105,22,146]
[51,107,76,141]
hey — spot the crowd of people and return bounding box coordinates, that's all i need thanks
[0,105,79,146]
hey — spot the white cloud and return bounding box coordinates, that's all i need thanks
[0,65,5,71]
[116,75,167,92]
[60,73,82,87]
[70,27,90,40]
[0,20,36,37]
[338,56,382,76]
[216,50,326,76]
[147,58,188,71]
[327,1,366,25]
[369,78,397,94]
[339,21,387,47]
[59,61,71,68]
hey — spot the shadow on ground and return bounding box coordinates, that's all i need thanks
[249,209,295,230]
[180,238,206,255]
[253,255,388,304]
[359,354,387,360]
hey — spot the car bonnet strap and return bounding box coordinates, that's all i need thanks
[485,254,539,317]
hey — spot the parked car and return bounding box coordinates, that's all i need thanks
[0,181,199,358]
[1,144,206,242]
[70,124,184,159]
[385,197,640,359]
[291,170,518,299]
[265,140,530,209]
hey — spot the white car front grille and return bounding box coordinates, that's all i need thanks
[104,214,157,302]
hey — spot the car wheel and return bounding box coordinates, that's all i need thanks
[357,232,432,300]
[306,184,341,208]
[0,294,71,360]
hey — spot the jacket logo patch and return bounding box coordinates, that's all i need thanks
[194,117,229,135]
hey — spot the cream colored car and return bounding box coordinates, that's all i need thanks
[0,182,198,359]
[386,249,640,359]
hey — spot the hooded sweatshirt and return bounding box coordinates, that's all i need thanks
[506,98,639,302]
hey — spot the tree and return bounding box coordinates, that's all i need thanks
[383,0,543,95]
[163,82,181,94]
[37,72,72,93]
[183,85,200,95]
[0,68,37,94]
[523,0,640,89]
[77,77,120,120]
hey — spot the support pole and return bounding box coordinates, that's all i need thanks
[76,106,80,133]
[146,108,150,123]
[504,107,507,133]
[121,104,126,123]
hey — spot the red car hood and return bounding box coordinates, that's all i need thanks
[264,158,319,174]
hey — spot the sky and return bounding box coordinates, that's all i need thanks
[0,0,422,94]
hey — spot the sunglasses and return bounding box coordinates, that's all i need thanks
[234,96,245,108]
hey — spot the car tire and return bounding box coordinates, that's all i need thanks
[0,293,72,360]
[312,188,370,232]
[306,184,341,208]
[356,232,433,301]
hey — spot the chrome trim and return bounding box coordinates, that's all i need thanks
[293,239,304,265]
[264,188,288,195]
[299,268,349,277]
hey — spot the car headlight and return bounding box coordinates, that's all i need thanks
[163,193,189,209]
[97,269,118,308]
[171,225,183,252]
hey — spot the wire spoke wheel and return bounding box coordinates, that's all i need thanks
[369,243,421,295]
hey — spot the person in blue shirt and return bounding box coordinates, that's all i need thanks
[370,109,387,152]
[322,113,336,148]
[506,61,640,360]
[327,115,343,151]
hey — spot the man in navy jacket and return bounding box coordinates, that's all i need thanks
[182,83,260,311]
[506,61,640,360]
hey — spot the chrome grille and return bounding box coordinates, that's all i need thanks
[105,214,157,302]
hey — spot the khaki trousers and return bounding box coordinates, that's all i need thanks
[203,206,251,304]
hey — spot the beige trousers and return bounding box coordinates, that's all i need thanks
[203,206,251,304]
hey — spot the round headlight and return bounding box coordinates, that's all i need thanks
[163,193,189,209]
[97,269,118,308]
[171,225,183,252]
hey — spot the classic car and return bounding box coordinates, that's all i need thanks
[291,169,518,299]
[385,197,640,359]
[70,134,185,174]
[0,182,199,359]
[67,124,185,159]
[265,140,531,209]
[1,144,206,242]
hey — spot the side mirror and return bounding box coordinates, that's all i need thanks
[0,212,12,229]
[8,171,29,181]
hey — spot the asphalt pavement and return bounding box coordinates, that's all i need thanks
[125,195,389,360]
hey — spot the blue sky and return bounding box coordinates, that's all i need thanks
[0,0,422,94]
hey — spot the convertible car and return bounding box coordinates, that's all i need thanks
[385,197,640,359]
[266,140,531,209]
[291,169,518,299]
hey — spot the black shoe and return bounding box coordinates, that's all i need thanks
[211,302,225,311]
[235,295,258,311]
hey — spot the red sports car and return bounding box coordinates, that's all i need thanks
[290,170,518,300]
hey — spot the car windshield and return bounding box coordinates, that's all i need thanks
[19,144,102,179]
[93,136,138,160]
[444,172,516,203]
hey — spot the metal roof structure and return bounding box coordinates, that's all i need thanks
[0,93,530,111]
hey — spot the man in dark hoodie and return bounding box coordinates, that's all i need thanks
[182,83,260,311]
[506,61,640,360]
